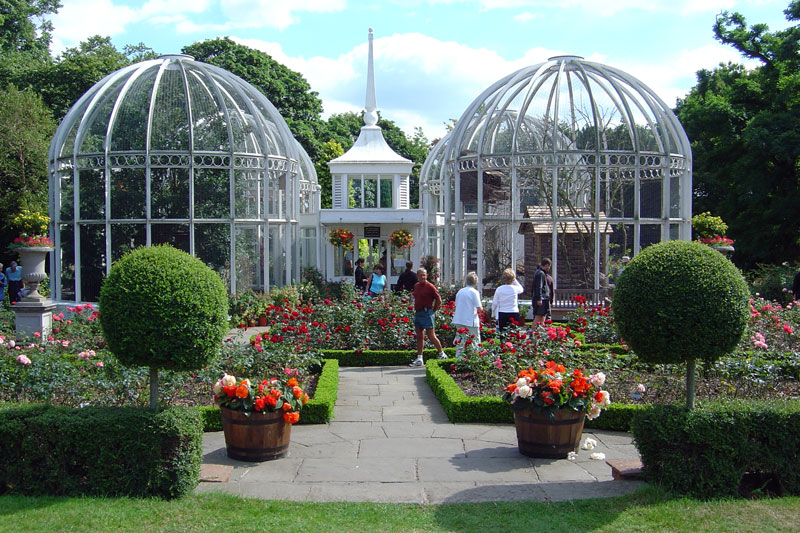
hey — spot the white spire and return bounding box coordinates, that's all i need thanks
[364,27,378,126]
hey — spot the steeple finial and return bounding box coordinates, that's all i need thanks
[364,27,378,126]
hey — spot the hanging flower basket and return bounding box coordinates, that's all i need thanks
[389,229,414,249]
[329,228,354,249]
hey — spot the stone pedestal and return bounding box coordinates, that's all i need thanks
[13,298,57,338]
[12,245,56,338]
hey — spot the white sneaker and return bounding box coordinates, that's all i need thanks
[438,352,448,359]
[409,358,423,367]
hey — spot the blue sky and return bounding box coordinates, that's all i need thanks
[49,1,790,140]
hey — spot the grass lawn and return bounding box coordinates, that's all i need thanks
[1,487,799,532]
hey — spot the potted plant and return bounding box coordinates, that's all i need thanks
[213,372,308,461]
[9,210,53,301]
[328,228,354,249]
[692,212,734,255]
[389,229,414,249]
[502,361,610,458]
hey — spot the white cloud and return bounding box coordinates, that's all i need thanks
[430,0,739,16]
[513,12,536,21]
[219,0,346,30]
[50,0,137,52]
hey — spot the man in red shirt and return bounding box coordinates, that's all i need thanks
[409,268,446,366]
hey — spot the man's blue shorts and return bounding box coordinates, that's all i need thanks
[414,309,434,330]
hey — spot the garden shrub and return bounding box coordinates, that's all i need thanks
[746,262,798,305]
[100,245,228,371]
[631,401,800,498]
[613,240,750,407]
[0,405,202,499]
[100,245,228,408]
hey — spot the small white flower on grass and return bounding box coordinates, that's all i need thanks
[567,451,577,461]
[589,452,606,461]
[581,438,597,450]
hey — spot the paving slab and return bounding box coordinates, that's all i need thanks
[197,364,646,504]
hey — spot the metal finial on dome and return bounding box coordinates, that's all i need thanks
[364,28,378,126]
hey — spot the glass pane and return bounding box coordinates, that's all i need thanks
[460,171,478,214]
[79,224,106,302]
[640,224,661,249]
[79,169,105,220]
[110,168,146,219]
[110,224,145,262]
[380,178,392,208]
[483,223,511,288]
[60,172,74,221]
[59,224,75,301]
[196,223,231,291]
[269,225,285,287]
[109,69,155,152]
[152,223,190,252]
[364,176,377,208]
[600,172,634,218]
[556,221,597,289]
[300,228,316,269]
[194,168,230,219]
[557,166,592,212]
[349,178,362,208]
[670,176,680,218]
[267,172,286,218]
[235,224,262,292]
[151,167,189,218]
[235,169,261,219]
[608,222,634,286]
[334,245,353,277]
[151,65,190,151]
[466,226,478,273]
[389,244,410,277]
[640,179,662,218]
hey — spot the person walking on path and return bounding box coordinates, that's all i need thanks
[452,271,482,357]
[395,261,417,292]
[532,258,552,325]
[5,261,23,305]
[492,268,524,332]
[409,267,446,366]
[0,263,6,306]
[365,264,387,300]
[354,258,368,292]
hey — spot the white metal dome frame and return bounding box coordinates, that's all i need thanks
[48,54,319,301]
[421,55,692,295]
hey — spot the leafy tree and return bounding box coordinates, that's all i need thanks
[0,85,55,264]
[0,0,60,59]
[676,1,800,268]
[613,241,750,409]
[322,112,429,207]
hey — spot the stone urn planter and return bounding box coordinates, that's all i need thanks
[220,407,291,462]
[17,246,52,301]
[513,408,586,459]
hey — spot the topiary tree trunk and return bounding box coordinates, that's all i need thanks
[686,358,696,410]
[150,367,159,411]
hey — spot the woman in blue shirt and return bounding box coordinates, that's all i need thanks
[365,264,387,299]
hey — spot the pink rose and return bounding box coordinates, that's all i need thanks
[16,354,31,366]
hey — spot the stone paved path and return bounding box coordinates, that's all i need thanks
[196,365,645,504]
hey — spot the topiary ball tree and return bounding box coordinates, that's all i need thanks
[100,244,228,410]
[612,240,749,409]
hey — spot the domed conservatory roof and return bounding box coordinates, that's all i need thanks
[49,54,303,172]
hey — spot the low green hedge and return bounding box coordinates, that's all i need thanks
[425,359,642,430]
[631,401,800,498]
[198,358,339,431]
[320,347,456,366]
[0,405,202,499]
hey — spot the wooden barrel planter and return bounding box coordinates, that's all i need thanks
[220,407,291,462]
[513,408,585,459]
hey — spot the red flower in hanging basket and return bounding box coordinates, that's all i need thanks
[389,229,414,249]
[328,228,355,249]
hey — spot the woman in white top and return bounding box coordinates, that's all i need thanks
[452,272,483,357]
[491,268,524,332]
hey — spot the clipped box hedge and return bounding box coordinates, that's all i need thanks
[197,358,339,431]
[631,400,800,498]
[320,347,456,366]
[0,405,202,499]
[425,359,641,430]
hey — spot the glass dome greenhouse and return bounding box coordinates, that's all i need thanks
[48,54,319,302]
[421,55,692,299]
